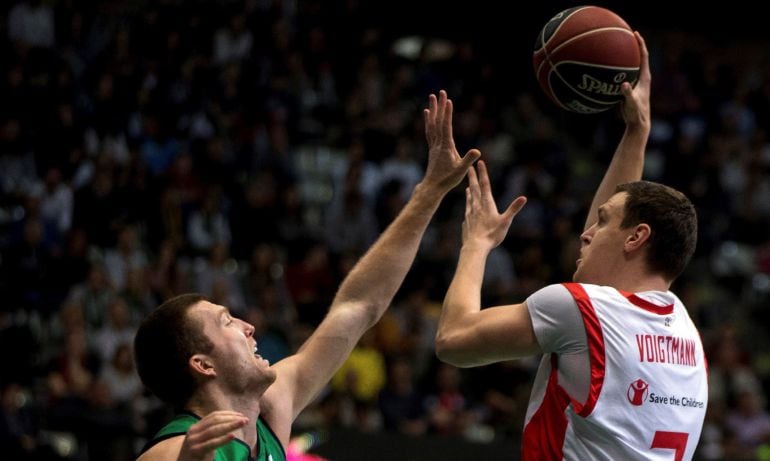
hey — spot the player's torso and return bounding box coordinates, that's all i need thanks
[562,283,707,461]
[145,413,286,461]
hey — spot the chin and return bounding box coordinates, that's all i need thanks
[264,367,278,385]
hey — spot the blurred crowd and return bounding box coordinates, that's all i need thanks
[1,1,770,460]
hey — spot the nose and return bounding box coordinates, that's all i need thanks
[240,319,255,338]
[580,225,594,246]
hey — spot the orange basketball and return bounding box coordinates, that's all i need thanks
[533,6,640,114]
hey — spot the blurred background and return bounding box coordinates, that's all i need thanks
[1,0,769,459]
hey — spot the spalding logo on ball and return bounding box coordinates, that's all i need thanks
[533,6,640,114]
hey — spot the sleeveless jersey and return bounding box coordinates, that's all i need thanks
[142,412,286,461]
[523,283,708,461]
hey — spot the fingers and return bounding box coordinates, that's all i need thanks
[635,31,651,84]
[429,92,437,116]
[186,413,248,453]
[467,162,480,192]
[460,148,481,171]
[503,196,528,220]
[621,81,632,97]
[424,93,437,140]
[189,431,236,453]
[192,412,248,439]
[444,95,454,145]
[476,160,492,197]
[426,90,452,144]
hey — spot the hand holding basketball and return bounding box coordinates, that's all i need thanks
[533,6,641,114]
[620,32,651,128]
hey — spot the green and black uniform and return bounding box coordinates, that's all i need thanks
[141,412,286,461]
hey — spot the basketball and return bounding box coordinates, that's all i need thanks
[533,6,640,114]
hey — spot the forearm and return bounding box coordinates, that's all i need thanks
[585,122,650,230]
[332,182,445,324]
[436,243,489,346]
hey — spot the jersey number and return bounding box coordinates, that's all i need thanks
[651,431,689,461]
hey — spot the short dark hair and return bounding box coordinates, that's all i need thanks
[134,293,212,409]
[615,181,697,280]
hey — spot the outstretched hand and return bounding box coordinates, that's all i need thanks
[178,411,248,461]
[463,161,527,251]
[620,32,651,128]
[423,90,482,194]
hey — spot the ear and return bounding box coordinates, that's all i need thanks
[189,354,216,378]
[624,223,651,253]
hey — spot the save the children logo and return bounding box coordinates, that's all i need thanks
[627,378,649,406]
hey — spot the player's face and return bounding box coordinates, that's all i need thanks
[190,301,276,393]
[574,192,632,285]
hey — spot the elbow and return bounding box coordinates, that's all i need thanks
[435,333,474,368]
[331,299,384,331]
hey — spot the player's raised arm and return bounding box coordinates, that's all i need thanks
[584,32,651,231]
[435,161,535,367]
[263,90,480,440]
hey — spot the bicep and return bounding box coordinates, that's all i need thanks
[435,302,541,367]
[264,304,370,425]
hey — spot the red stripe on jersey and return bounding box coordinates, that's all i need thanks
[563,283,606,417]
[521,355,569,461]
[618,290,674,315]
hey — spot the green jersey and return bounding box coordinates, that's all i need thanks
[142,412,286,461]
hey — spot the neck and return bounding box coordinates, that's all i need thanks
[606,264,670,293]
[186,387,262,453]
[579,259,671,293]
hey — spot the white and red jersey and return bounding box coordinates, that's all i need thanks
[523,283,708,461]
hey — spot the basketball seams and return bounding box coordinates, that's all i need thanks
[536,6,592,99]
[549,27,636,58]
[538,27,637,81]
[553,61,639,72]
[539,6,592,51]
[533,6,639,113]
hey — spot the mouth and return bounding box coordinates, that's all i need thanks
[253,343,269,365]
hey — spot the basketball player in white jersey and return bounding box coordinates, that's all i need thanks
[435,32,707,461]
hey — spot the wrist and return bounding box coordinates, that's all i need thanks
[625,119,651,135]
[413,181,447,203]
[461,240,494,255]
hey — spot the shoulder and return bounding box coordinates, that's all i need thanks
[137,435,184,461]
[526,284,587,353]
[526,283,576,311]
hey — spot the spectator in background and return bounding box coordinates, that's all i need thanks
[324,188,378,256]
[242,243,296,336]
[65,263,115,330]
[4,217,54,313]
[331,329,387,405]
[723,388,770,458]
[39,167,73,235]
[104,224,148,291]
[187,187,232,256]
[94,298,137,366]
[379,358,427,436]
[195,241,246,313]
[424,363,480,437]
[0,382,41,459]
[100,343,142,406]
[7,0,54,48]
[213,12,253,65]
